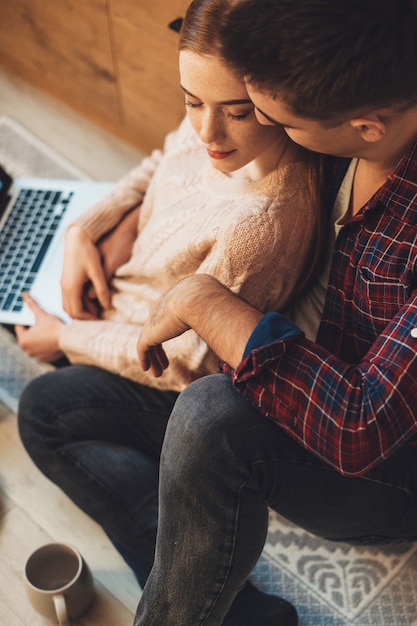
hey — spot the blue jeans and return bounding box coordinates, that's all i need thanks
[19,369,417,625]
[134,374,417,625]
[18,364,178,588]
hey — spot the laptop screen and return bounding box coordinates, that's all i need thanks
[0,166,12,218]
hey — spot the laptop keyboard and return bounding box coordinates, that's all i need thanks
[0,187,73,313]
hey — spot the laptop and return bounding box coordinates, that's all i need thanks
[0,165,114,326]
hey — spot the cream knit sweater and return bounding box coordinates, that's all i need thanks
[59,116,316,391]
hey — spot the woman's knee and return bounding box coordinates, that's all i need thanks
[18,371,59,441]
[17,366,88,455]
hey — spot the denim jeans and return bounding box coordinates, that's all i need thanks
[19,368,417,625]
[18,364,178,588]
[134,374,417,625]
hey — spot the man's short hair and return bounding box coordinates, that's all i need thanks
[221,0,417,120]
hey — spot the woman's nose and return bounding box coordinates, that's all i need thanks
[199,111,223,144]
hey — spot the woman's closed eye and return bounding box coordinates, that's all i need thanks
[185,98,202,110]
[226,110,251,121]
[185,99,252,121]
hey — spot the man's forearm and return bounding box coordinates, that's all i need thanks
[138,275,264,375]
[180,275,263,368]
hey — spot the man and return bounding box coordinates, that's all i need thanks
[133,0,417,624]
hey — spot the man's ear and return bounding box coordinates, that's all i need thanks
[349,115,387,143]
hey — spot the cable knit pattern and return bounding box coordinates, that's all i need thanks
[59,116,317,391]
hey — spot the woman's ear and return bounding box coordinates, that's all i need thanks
[349,115,387,143]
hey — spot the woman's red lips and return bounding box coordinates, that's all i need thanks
[207,148,235,159]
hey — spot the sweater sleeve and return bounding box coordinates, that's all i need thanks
[71,117,194,242]
[71,148,164,242]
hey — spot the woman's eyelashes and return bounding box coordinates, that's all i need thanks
[184,99,251,121]
[184,98,202,109]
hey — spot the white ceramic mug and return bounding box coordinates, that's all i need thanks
[24,543,94,625]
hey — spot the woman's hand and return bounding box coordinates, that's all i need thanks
[14,293,65,363]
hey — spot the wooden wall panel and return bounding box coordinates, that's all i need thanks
[0,0,120,123]
[108,0,190,151]
[0,0,191,153]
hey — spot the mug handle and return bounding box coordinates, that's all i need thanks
[53,593,70,626]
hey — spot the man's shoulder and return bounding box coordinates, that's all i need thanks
[385,142,417,222]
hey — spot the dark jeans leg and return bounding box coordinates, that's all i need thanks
[135,374,417,625]
[17,364,178,587]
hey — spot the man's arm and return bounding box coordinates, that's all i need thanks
[229,295,417,478]
[138,275,417,479]
[137,274,264,375]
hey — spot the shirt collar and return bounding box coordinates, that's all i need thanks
[373,141,417,223]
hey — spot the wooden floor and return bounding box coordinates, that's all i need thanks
[0,67,145,181]
[0,67,146,625]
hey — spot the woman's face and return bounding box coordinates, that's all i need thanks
[179,50,285,173]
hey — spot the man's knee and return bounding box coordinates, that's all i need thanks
[170,374,243,435]
[162,374,253,473]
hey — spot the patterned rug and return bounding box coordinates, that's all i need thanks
[1,116,416,626]
[252,513,417,625]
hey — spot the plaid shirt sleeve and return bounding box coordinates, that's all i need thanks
[223,302,417,478]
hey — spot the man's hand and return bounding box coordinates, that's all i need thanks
[137,283,192,377]
[61,207,139,320]
[15,293,65,362]
[137,275,264,376]
[97,206,139,281]
[61,225,109,319]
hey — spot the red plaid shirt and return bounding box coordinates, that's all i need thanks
[223,142,417,477]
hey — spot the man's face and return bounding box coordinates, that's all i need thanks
[246,84,363,158]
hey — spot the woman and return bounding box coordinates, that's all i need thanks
[18,1,325,624]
